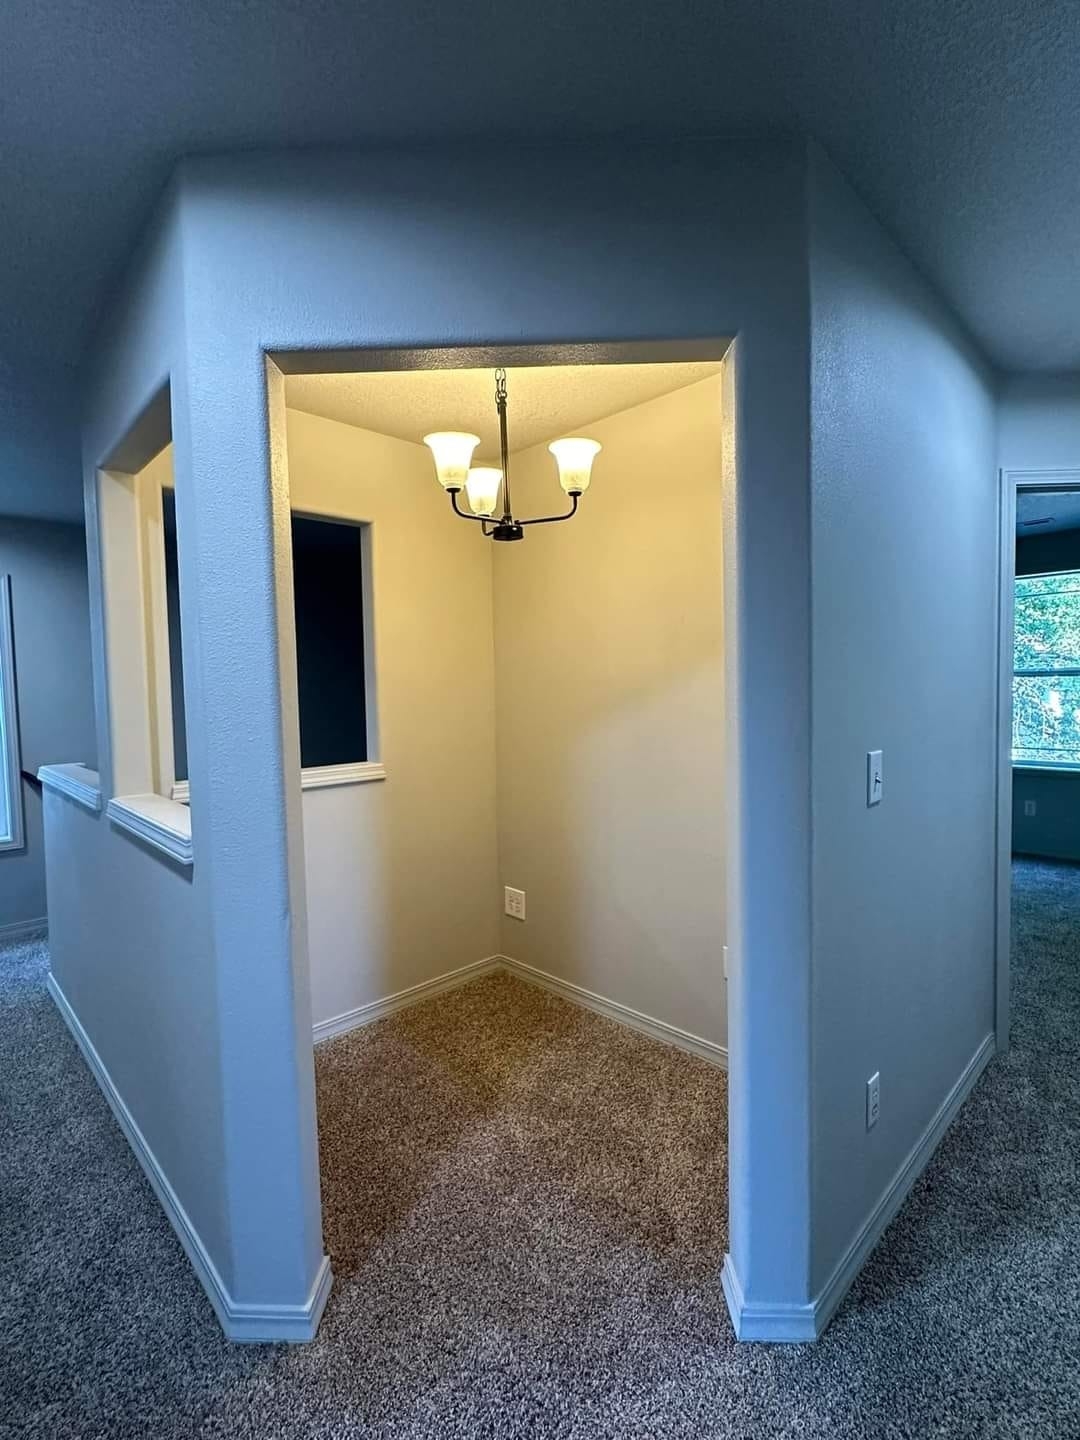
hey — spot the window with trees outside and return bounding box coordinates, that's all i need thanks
[1013,569,1080,767]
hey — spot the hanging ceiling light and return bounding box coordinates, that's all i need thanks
[424,368,600,542]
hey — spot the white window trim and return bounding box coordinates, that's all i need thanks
[150,497,383,807]
[37,763,103,813]
[106,794,193,866]
[169,760,386,804]
[0,575,25,853]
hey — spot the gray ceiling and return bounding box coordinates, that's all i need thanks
[3,0,1079,374]
[1017,489,1080,536]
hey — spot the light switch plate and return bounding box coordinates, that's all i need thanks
[867,750,883,807]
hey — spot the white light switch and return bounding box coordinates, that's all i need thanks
[867,750,883,807]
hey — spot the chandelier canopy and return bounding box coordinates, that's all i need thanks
[423,369,600,542]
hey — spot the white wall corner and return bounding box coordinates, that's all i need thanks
[47,970,332,1343]
[721,1255,817,1343]
[497,954,728,1070]
[313,955,501,1043]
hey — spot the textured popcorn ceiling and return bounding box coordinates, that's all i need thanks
[286,362,723,456]
[4,0,1079,371]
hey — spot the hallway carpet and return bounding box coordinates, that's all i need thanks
[3,861,1079,1438]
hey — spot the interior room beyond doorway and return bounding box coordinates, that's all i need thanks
[280,358,729,1064]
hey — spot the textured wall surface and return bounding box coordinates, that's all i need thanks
[807,146,998,1296]
[0,520,96,929]
[286,408,500,1029]
[53,132,1008,1342]
[493,378,727,1047]
[67,136,812,1329]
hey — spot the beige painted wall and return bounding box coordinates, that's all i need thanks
[492,377,727,1046]
[285,408,500,1027]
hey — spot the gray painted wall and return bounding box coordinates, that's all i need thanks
[52,187,238,1304]
[807,147,998,1296]
[53,136,1003,1339]
[176,138,814,1329]
[0,356,83,522]
[50,137,816,1333]
[999,375,1080,470]
[0,519,96,930]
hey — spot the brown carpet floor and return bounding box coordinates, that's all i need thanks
[4,865,1080,1437]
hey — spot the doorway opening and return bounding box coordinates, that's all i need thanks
[277,345,734,1324]
[997,470,1080,1046]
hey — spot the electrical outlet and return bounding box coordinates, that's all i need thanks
[504,886,526,922]
[1024,799,1037,818]
[866,1071,881,1131]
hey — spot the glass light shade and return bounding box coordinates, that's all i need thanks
[423,431,480,491]
[465,466,502,517]
[549,437,601,495]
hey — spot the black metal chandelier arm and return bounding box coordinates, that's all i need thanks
[517,494,581,527]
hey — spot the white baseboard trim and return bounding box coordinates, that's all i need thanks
[809,1029,996,1338]
[497,954,728,1069]
[0,916,48,944]
[721,1254,816,1342]
[313,955,503,1044]
[721,1029,996,1344]
[47,971,332,1343]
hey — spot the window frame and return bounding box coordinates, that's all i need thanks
[0,574,26,853]
[146,481,383,801]
[1011,564,1080,771]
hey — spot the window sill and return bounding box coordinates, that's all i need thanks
[1012,762,1080,776]
[38,763,103,813]
[107,794,193,866]
[169,761,385,804]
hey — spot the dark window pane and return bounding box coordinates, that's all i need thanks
[162,490,189,783]
[163,508,368,783]
[291,516,367,768]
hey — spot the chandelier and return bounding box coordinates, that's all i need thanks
[423,369,600,542]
